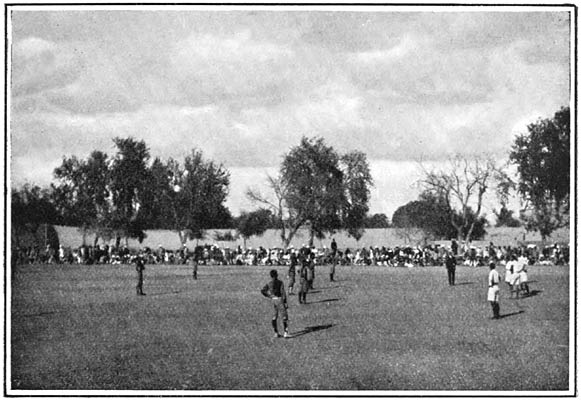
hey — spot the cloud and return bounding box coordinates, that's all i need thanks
[170,30,298,107]
[9,9,571,218]
[11,37,82,97]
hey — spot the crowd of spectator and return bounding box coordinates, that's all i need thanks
[13,239,569,268]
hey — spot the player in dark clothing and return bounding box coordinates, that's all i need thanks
[288,253,297,295]
[261,270,290,338]
[330,239,338,282]
[445,253,457,286]
[307,252,315,289]
[298,257,310,304]
[189,255,198,280]
[135,257,146,295]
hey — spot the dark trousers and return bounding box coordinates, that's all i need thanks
[447,268,455,285]
[136,272,144,295]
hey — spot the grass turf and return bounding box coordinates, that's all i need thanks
[10,263,570,391]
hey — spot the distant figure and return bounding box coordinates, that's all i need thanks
[307,252,315,289]
[451,239,458,256]
[487,262,500,319]
[515,253,530,296]
[288,253,297,295]
[505,255,517,298]
[298,256,309,304]
[445,252,457,285]
[261,270,290,338]
[135,257,146,296]
[190,256,198,280]
[330,239,338,282]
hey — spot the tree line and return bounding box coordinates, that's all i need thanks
[12,106,570,249]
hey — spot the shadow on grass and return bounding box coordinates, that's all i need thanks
[521,289,543,298]
[499,310,525,319]
[308,290,322,294]
[315,285,347,290]
[508,289,543,300]
[453,282,475,286]
[149,290,182,296]
[290,323,335,338]
[307,298,340,304]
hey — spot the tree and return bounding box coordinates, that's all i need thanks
[364,213,390,228]
[148,150,231,245]
[246,175,300,249]
[109,137,151,247]
[341,151,374,240]
[52,151,111,244]
[493,206,521,227]
[12,184,61,248]
[282,137,346,246]
[510,106,570,239]
[247,137,373,248]
[392,192,455,241]
[236,209,272,248]
[420,155,496,243]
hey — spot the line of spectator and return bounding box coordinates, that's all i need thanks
[13,240,569,267]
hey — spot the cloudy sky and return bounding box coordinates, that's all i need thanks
[9,6,571,219]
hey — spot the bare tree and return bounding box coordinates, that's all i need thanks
[420,155,497,243]
[246,175,306,249]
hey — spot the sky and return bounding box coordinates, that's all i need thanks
[9,6,571,220]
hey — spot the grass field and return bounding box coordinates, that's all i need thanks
[10,262,571,392]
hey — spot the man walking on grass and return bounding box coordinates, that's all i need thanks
[261,270,290,338]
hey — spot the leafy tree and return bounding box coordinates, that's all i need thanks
[52,151,111,244]
[364,213,390,228]
[149,150,231,245]
[341,151,373,240]
[12,184,61,248]
[420,155,497,243]
[392,192,455,240]
[510,106,570,239]
[236,209,272,248]
[392,192,487,242]
[109,138,151,247]
[282,137,346,246]
[493,206,521,227]
[247,137,373,248]
[137,157,173,230]
[453,207,487,241]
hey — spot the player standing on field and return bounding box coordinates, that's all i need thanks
[298,256,309,304]
[288,253,297,295]
[135,256,146,296]
[261,270,290,338]
[487,262,500,319]
[330,238,338,282]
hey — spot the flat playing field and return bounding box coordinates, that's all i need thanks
[10,263,571,392]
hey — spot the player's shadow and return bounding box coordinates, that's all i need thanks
[149,290,182,296]
[308,290,322,294]
[520,289,543,298]
[454,282,475,286]
[290,323,334,338]
[308,298,340,304]
[499,310,525,319]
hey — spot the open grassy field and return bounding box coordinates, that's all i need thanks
[10,262,571,392]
